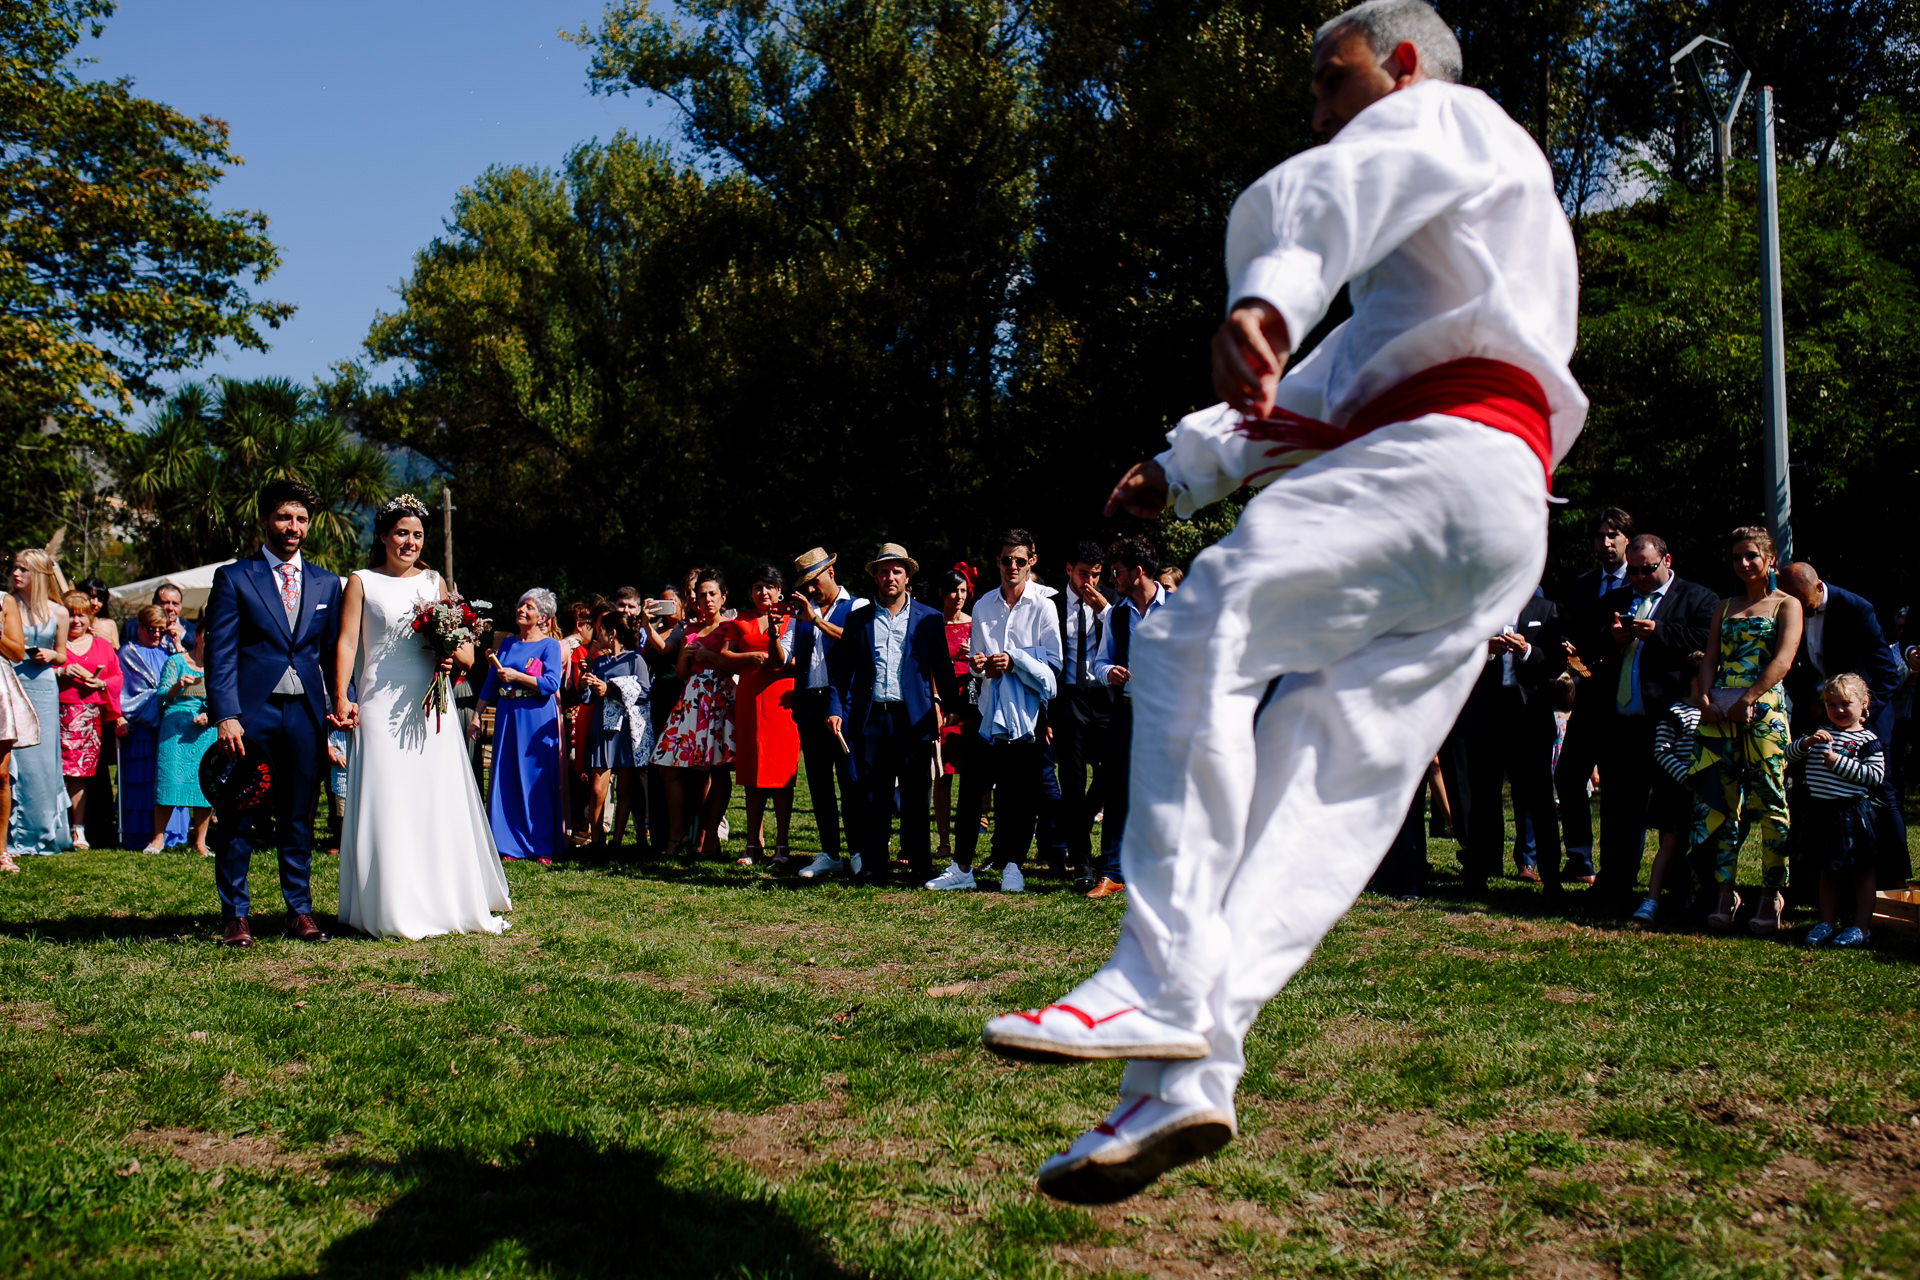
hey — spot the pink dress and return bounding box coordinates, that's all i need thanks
[58,634,122,777]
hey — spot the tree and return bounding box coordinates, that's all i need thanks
[118,378,393,574]
[0,0,289,552]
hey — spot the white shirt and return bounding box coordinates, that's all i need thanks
[1155,81,1586,517]
[1062,586,1108,687]
[801,586,863,690]
[970,583,1062,741]
[263,546,305,695]
[1092,584,1168,698]
[1802,583,1830,675]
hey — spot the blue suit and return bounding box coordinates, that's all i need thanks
[827,599,959,880]
[203,552,342,919]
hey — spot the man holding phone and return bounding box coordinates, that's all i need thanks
[787,548,868,880]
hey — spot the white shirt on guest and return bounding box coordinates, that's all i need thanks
[970,583,1061,742]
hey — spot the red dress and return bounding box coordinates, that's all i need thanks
[940,620,974,775]
[729,614,800,788]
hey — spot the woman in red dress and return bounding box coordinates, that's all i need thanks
[933,565,980,864]
[722,563,800,866]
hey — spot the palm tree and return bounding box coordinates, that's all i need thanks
[119,378,395,575]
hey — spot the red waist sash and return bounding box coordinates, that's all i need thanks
[1234,357,1552,484]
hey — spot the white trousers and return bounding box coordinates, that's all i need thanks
[1081,415,1548,1117]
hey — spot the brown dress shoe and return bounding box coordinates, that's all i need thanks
[221,917,253,948]
[287,913,329,943]
[1516,866,1542,885]
[1086,876,1126,899]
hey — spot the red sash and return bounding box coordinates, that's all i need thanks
[1234,357,1552,484]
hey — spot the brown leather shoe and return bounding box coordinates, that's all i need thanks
[1516,866,1542,885]
[221,917,253,948]
[1086,876,1126,899]
[287,913,329,943]
[1571,875,1598,886]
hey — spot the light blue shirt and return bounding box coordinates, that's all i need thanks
[1091,584,1168,699]
[871,601,912,703]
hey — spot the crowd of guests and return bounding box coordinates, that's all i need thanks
[4,513,1912,941]
[1371,507,1914,948]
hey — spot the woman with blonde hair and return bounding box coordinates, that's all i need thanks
[57,589,123,850]
[7,550,71,855]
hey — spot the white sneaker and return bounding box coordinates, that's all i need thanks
[1000,862,1025,893]
[848,853,863,877]
[924,861,977,891]
[1037,1095,1235,1204]
[796,854,843,880]
[981,1001,1208,1064]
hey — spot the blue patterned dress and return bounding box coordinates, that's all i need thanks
[116,640,190,847]
[156,654,214,807]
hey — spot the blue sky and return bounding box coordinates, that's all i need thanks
[83,1,679,409]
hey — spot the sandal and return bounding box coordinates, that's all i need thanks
[770,843,793,870]
[1747,889,1784,936]
[735,844,764,867]
[0,853,18,875]
[1707,890,1742,932]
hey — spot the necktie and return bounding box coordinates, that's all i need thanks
[1615,592,1656,709]
[1076,604,1088,686]
[277,562,299,625]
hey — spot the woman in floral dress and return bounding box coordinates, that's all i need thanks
[650,571,736,857]
[1690,526,1802,934]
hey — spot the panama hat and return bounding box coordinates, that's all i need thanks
[865,543,920,576]
[792,547,837,587]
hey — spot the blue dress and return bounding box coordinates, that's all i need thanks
[587,650,652,769]
[479,636,565,860]
[155,654,215,807]
[8,611,70,855]
[117,641,190,846]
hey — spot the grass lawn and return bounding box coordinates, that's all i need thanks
[1,777,1917,1279]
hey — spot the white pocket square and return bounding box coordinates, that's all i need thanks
[1525,620,1540,627]
[314,603,328,611]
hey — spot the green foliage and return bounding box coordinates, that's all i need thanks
[117,378,393,574]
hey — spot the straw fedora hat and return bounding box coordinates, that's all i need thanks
[792,547,837,587]
[865,542,920,576]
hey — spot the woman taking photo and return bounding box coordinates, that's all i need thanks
[57,589,124,851]
[470,588,566,864]
[154,626,216,856]
[1692,526,1802,933]
[337,495,511,936]
[650,571,736,858]
[8,551,69,855]
[721,564,799,866]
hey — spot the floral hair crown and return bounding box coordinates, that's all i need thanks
[379,492,429,518]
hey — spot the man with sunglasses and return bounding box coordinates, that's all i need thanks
[927,531,1062,892]
[979,0,1589,1204]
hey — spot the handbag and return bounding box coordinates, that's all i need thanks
[0,661,39,749]
[1708,687,1745,715]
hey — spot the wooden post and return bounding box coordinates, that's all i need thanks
[441,485,455,593]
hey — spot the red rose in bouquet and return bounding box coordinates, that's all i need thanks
[408,594,492,730]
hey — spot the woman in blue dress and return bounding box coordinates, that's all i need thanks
[469,588,565,863]
[118,604,190,851]
[155,629,216,855]
[8,550,72,856]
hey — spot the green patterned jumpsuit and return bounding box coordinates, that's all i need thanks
[1688,603,1791,887]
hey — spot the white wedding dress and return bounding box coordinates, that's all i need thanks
[338,568,511,939]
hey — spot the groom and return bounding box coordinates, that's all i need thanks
[204,479,343,947]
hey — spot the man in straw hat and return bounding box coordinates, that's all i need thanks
[787,547,868,880]
[979,0,1585,1203]
[825,544,957,885]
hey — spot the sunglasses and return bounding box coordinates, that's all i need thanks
[1624,563,1662,577]
[999,555,1030,568]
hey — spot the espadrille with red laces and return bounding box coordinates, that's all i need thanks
[1036,1095,1235,1204]
[980,1001,1208,1064]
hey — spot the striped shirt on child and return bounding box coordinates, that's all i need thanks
[1653,700,1702,785]
[1786,727,1884,800]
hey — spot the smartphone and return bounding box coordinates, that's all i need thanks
[644,599,677,620]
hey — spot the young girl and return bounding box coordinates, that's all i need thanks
[1793,674,1886,949]
[1632,651,1706,925]
[1691,527,1801,933]
[582,611,652,851]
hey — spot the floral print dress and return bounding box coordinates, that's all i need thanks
[1689,605,1792,887]
[650,626,735,768]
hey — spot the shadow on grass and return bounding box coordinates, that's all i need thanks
[0,912,228,945]
[293,1134,850,1279]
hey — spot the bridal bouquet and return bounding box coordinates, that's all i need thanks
[409,595,490,730]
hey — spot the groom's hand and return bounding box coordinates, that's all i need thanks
[216,717,245,759]
[328,701,359,730]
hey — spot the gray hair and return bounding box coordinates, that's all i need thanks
[1314,0,1462,85]
[517,587,557,619]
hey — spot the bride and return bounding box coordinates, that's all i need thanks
[329,495,511,939]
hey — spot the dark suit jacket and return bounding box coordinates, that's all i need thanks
[1468,594,1565,712]
[1784,582,1903,743]
[1590,576,1718,716]
[1557,566,1627,664]
[205,553,343,731]
[825,600,960,739]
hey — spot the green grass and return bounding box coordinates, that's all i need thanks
[1,780,1917,1279]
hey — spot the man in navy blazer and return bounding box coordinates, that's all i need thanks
[204,479,343,947]
[1780,563,1908,886]
[826,543,959,885]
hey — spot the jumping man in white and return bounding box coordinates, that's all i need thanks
[980,0,1587,1203]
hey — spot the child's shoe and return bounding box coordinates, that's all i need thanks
[1630,897,1658,925]
[1831,926,1871,949]
[1804,921,1836,948]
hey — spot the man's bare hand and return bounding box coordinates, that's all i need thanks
[1211,300,1291,416]
[982,653,1013,676]
[216,717,246,759]
[1105,461,1170,519]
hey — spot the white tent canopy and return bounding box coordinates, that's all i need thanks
[107,560,236,618]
